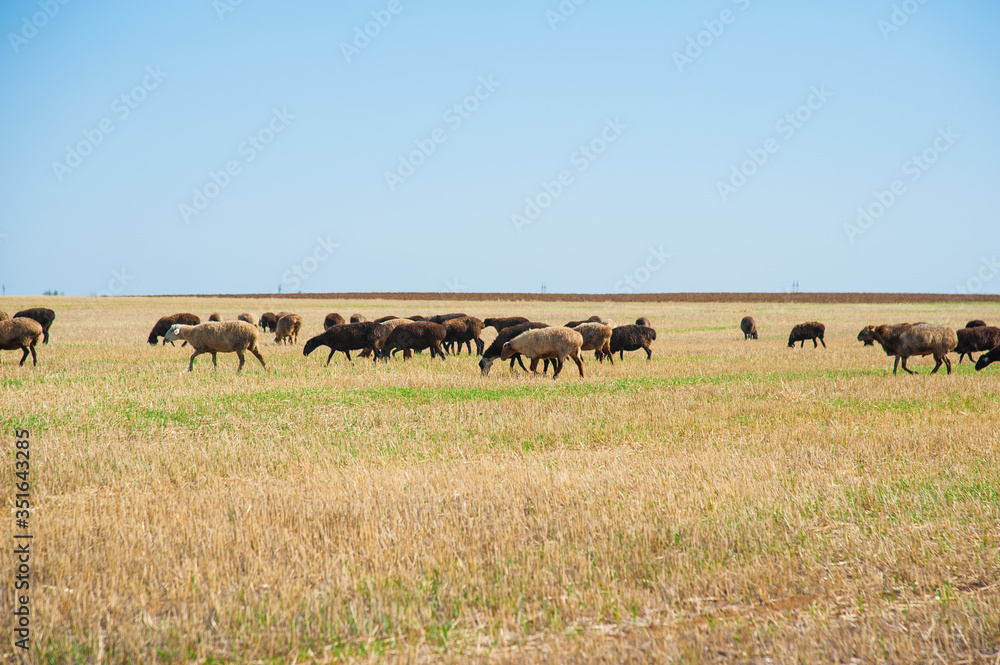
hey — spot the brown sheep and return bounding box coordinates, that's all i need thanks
[859,323,957,375]
[572,322,613,363]
[258,312,278,333]
[164,322,266,372]
[966,320,987,328]
[237,313,255,325]
[0,311,8,322]
[788,322,826,348]
[13,308,55,344]
[740,316,758,340]
[442,316,485,355]
[350,313,367,323]
[375,321,447,360]
[429,313,466,324]
[564,315,604,328]
[148,313,201,346]
[324,313,346,329]
[0,318,43,366]
[208,313,223,322]
[274,314,302,345]
[484,316,529,332]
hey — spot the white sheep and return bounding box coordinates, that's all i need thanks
[572,322,613,363]
[274,314,302,345]
[859,323,957,374]
[500,327,584,378]
[164,321,266,372]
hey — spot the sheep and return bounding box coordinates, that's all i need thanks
[441,316,485,355]
[484,316,528,332]
[429,313,466,324]
[208,312,223,322]
[375,321,447,360]
[373,315,401,323]
[406,315,427,321]
[740,316,758,340]
[324,313,346,329]
[966,320,987,328]
[237,313,255,325]
[350,313,367,323]
[0,311,8,322]
[479,322,550,375]
[564,315,604,328]
[359,318,413,359]
[13,308,55,344]
[259,312,278,333]
[955,326,1000,363]
[501,328,584,378]
[788,321,826,348]
[858,323,957,374]
[164,321,266,372]
[635,317,651,327]
[147,313,201,346]
[302,322,388,364]
[610,324,656,360]
[572,322,613,363]
[0,318,43,366]
[975,347,1000,371]
[274,314,302,345]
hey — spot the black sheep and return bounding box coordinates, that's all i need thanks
[565,315,604,328]
[635,317,651,327]
[258,312,278,333]
[610,324,656,360]
[441,316,485,355]
[376,321,447,360]
[147,313,200,346]
[373,315,400,323]
[350,313,367,323]
[324,313,346,329]
[13,307,55,344]
[975,347,1000,371]
[478,322,552,375]
[484,316,528,332]
[429,313,466,324]
[740,316,758,340]
[788,321,826,348]
[955,326,1000,363]
[303,322,387,364]
[966,320,987,328]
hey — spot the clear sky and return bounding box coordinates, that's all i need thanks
[1,1,998,296]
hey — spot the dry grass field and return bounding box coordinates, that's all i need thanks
[2,296,999,664]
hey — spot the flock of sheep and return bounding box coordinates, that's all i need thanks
[2,305,999,377]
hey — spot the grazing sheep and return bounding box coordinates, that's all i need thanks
[966,320,987,328]
[442,316,485,355]
[13,308,55,344]
[359,318,413,359]
[259,312,278,333]
[350,313,367,323]
[501,328,584,378]
[375,321,447,360]
[564,315,604,328]
[0,311,8,322]
[975,347,1000,371]
[858,323,957,375]
[274,314,302,344]
[955,326,1000,363]
[147,313,201,346]
[740,316,758,340]
[610,324,656,360]
[164,321,266,372]
[788,322,826,348]
[208,313,222,322]
[303,322,388,364]
[572,322,613,364]
[635,317,651,327]
[429,313,466,324]
[479,322,550,375]
[324,313,346,329]
[237,313,255,326]
[0,318,43,366]
[484,316,529,332]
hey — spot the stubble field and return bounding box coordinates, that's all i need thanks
[1,296,999,664]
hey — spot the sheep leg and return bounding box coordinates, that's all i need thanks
[930,355,943,374]
[529,358,540,374]
[18,345,30,366]
[475,338,484,355]
[344,349,353,362]
[552,358,563,379]
[820,337,826,348]
[900,356,916,374]
[619,350,624,361]
[43,330,49,344]
[188,350,204,371]
[514,355,528,372]
[572,352,584,377]
[211,352,218,369]
[606,344,614,365]
[943,355,952,374]
[236,350,246,372]
[249,345,266,369]
[892,356,900,375]
[326,349,335,365]
[644,345,652,360]
[433,343,446,360]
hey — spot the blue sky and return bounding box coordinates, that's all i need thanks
[1,0,998,296]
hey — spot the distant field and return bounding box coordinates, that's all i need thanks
[2,296,999,663]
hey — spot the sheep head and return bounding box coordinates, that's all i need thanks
[499,342,516,361]
[163,324,183,343]
[478,356,495,376]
